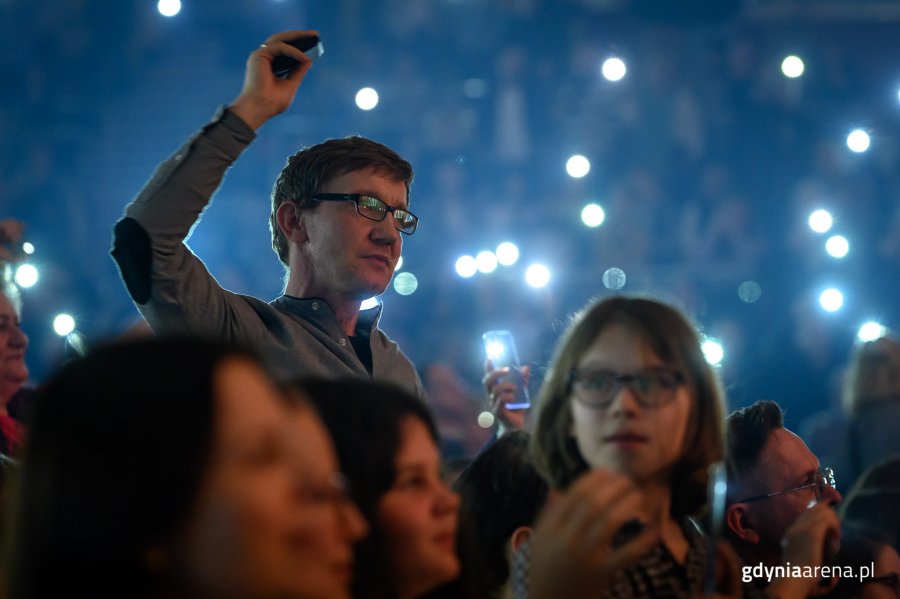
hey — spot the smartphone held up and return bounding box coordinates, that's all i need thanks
[483,330,531,410]
[271,34,324,79]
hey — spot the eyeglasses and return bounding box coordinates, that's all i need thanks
[736,467,836,503]
[569,367,685,409]
[865,574,900,598]
[311,193,418,235]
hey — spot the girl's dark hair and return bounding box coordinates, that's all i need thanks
[6,336,262,599]
[453,431,549,596]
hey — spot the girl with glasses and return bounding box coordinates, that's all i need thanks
[525,295,839,599]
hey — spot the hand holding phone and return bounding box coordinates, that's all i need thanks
[483,330,531,410]
[271,35,324,79]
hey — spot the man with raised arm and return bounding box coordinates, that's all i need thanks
[112,30,423,397]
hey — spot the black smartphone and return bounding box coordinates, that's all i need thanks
[271,35,324,79]
[482,330,530,410]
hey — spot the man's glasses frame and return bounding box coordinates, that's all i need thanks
[736,467,836,503]
[311,193,418,235]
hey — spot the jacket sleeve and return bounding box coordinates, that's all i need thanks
[110,107,267,342]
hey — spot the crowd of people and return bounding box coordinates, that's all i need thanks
[1,25,899,598]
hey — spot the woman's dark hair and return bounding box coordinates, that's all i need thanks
[453,431,549,597]
[531,295,726,519]
[289,378,437,599]
[290,377,476,599]
[6,336,262,599]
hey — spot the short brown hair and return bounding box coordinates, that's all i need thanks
[269,136,414,265]
[530,295,726,519]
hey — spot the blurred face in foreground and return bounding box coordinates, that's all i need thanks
[377,416,461,599]
[179,359,368,599]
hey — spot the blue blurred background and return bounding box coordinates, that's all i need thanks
[3,0,899,453]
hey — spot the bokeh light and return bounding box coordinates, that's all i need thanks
[14,264,38,288]
[566,155,590,178]
[846,128,871,153]
[477,411,495,428]
[524,264,551,288]
[394,256,404,271]
[738,281,762,303]
[825,234,849,258]
[157,0,181,17]
[496,242,519,266]
[601,57,627,81]
[355,87,379,110]
[702,339,725,366]
[52,313,76,336]
[819,288,844,312]
[602,267,626,290]
[581,203,606,227]
[22,242,34,255]
[455,255,477,278]
[475,250,498,274]
[808,209,833,234]
[781,55,805,78]
[857,321,887,342]
[392,272,418,295]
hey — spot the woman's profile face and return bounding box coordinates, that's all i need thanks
[376,416,460,599]
[570,322,693,485]
[179,359,367,599]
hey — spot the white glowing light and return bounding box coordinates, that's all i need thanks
[53,313,76,337]
[455,255,477,278]
[601,57,627,82]
[22,242,34,255]
[395,256,404,271]
[393,272,418,295]
[781,55,805,78]
[819,288,844,312]
[566,155,590,178]
[602,267,626,290]
[808,209,833,234]
[476,250,499,274]
[825,235,849,258]
[581,203,606,227]
[485,341,506,362]
[360,297,380,310]
[496,242,520,266]
[702,340,725,366]
[525,264,551,288]
[355,87,379,111]
[857,321,887,342]
[477,411,495,428]
[14,264,38,288]
[157,0,181,17]
[847,129,871,153]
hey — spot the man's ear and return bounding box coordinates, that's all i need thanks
[509,525,534,554]
[725,503,760,544]
[276,202,308,244]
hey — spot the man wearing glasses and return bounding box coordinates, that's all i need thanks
[111,30,423,397]
[724,400,842,573]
